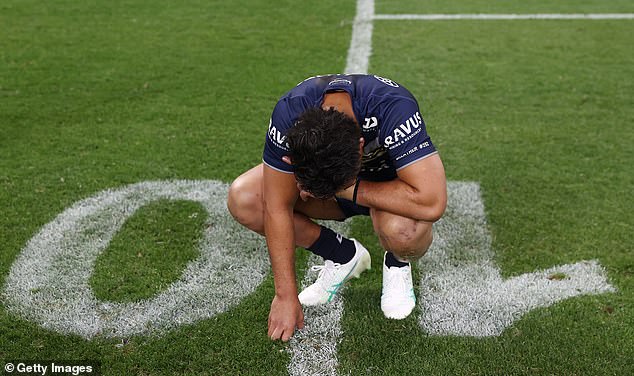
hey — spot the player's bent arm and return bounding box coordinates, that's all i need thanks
[352,154,447,222]
[262,164,300,298]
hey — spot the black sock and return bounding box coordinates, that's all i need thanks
[385,251,409,268]
[307,226,356,264]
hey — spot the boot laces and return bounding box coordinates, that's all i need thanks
[310,260,342,288]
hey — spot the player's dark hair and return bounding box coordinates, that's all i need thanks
[287,107,362,199]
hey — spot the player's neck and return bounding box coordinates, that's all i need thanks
[322,92,357,123]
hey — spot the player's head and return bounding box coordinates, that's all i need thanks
[287,107,362,199]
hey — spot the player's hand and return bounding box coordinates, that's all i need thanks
[268,295,304,342]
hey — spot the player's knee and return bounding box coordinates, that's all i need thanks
[227,177,263,231]
[376,217,432,261]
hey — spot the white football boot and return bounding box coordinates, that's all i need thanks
[298,239,371,305]
[381,253,416,319]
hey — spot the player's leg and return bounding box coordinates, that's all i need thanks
[370,208,433,320]
[295,196,373,305]
[228,164,341,248]
[228,163,364,267]
[227,164,371,305]
[370,209,433,261]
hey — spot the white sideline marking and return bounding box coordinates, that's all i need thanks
[419,182,616,336]
[374,13,634,21]
[2,180,270,338]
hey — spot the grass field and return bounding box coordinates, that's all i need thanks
[1,0,633,375]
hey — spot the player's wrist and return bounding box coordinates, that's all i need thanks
[274,292,300,304]
[274,285,299,300]
[335,178,358,201]
[352,178,361,205]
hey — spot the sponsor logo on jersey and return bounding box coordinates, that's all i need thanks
[328,78,352,86]
[373,75,399,87]
[394,141,431,162]
[383,111,423,147]
[296,74,335,86]
[267,119,289,150]
[362,116,378,130]
[395,145,420,161]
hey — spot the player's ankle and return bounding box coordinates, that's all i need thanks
[384,251,409,268]
[307,226,355,264]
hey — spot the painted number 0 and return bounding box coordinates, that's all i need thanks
[2,180,270,338]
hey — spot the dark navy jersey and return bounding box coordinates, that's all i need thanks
[263,74,437,181]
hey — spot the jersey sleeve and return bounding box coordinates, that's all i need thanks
[379,98,437,170]
[262,99,295,174]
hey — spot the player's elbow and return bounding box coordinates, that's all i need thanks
[414,191,446,222]
[426,197,447,222]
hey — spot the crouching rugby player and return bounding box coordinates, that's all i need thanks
[227,74,446,341]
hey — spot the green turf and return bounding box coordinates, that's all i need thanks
[90,200,206,302]
[0,0,352,374]
[1,0,633,375]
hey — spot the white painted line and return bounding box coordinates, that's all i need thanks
[344,0,375,74]
[419,182,616,337]
[374,13,634,21]
[287,0,374,373]
[287,220,351,376]
[2,180,270,338]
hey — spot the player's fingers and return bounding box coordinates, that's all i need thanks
[268,317,282,340]
[270,326,282,341]
[281,327,294,342]
[267,314,273,335]
[282,156,292,165]
[297,311,305,329]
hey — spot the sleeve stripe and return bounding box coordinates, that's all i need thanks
[262,159,295,174]
[395,151,439,171]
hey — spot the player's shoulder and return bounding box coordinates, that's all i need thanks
[359,75,418,114]
[271,94,312,129]
[356,75,419,118]
[356,75,414,96]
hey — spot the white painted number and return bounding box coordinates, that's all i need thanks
[418,183,615,337]
[2,180,269,338]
